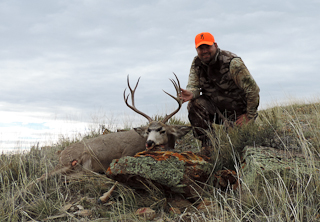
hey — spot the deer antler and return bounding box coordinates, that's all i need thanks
[124,75,153,122]
[162,73,182,123]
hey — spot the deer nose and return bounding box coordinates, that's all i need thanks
[146,140,155,148]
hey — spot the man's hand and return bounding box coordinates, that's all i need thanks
[179,88,193,103]
[236,114,250,126]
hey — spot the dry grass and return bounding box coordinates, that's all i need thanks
[0,101,320,221]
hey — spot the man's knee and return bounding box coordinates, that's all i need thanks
[187,96,208,112]
[188,96,219,125]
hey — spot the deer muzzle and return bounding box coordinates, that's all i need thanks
[146,140,155,149]
[146,141,166,151]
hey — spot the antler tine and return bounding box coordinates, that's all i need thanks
[126,75,141,107]
[172,72,181,90]
[162,73,183,123]
[124,75,153,122]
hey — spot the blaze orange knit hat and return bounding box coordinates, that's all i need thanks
[195,32,215,48]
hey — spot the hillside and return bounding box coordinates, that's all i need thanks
[0,101,319,221]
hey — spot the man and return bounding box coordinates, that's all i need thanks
[180,32,260,148]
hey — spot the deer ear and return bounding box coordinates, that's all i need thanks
[134,126,148,137]
[168,126,192,139]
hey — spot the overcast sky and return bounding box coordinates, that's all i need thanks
[1,0,319,150]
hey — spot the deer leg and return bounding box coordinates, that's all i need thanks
[98,181,118,204]
[36,165,75,182]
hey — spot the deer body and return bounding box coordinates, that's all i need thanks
[37,74,191,181]
[60,130,146,173]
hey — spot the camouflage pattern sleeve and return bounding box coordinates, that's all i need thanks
[229,58,260,119]
[186,56,201,99]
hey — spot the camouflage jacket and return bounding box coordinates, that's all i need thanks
[186,48,260,120]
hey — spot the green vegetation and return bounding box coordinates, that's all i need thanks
[0,101,320,221]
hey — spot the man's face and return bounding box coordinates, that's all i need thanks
[196,43,217,63]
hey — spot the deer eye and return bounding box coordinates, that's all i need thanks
[160,130,166,134]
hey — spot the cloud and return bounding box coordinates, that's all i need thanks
[0,0,319,150]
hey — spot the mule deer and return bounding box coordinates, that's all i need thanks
[37,74,191,181]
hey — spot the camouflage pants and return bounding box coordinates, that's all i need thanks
[187,95,244,146]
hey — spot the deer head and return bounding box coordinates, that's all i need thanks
[124,73,191,150]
